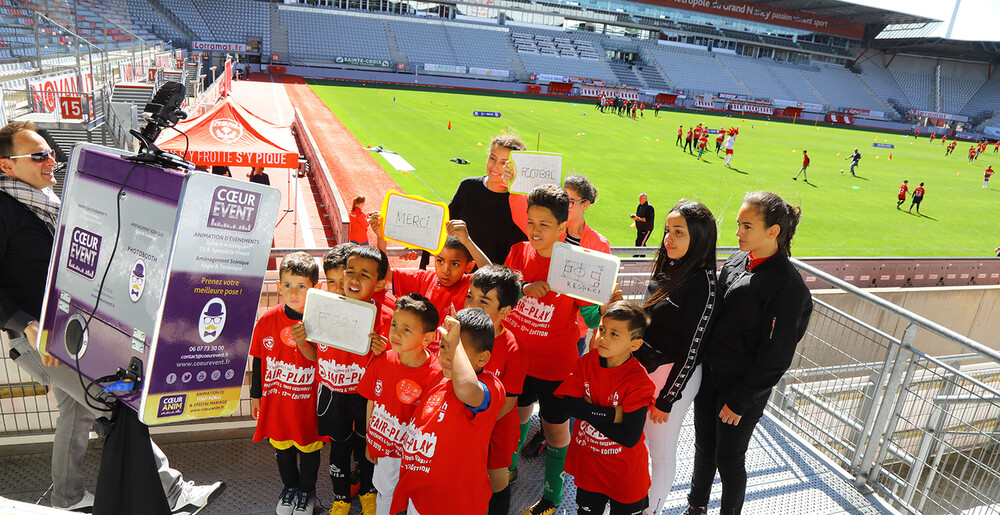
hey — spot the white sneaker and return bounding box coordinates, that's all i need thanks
[276,487,297,515]
[65,490,95,512]
[171,480,226,515]
[292,490,316,515]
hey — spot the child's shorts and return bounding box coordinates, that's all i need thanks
[517,376,570,424]
[317,387,367,441]
[487,409,520,469]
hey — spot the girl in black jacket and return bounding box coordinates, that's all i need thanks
[636,201,719,515]
[683,191,813,515]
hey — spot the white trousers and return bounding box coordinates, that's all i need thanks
[373,456,401,515]
[644,363,702,515]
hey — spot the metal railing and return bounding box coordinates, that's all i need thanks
[2,249,999,514]
[771,259,1000,514]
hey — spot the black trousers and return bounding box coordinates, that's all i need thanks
[688,370,765,515]
[576,488,647,515]
[635,229,652,247]
[276,446,321,493]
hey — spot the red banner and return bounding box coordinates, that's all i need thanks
[644,0,865,39]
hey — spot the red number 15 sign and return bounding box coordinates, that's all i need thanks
[59,96,83,119]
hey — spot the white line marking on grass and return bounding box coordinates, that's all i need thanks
[323,91,445,202]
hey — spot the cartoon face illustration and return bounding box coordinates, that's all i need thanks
[129,259,146,302]
[198,297,226,343]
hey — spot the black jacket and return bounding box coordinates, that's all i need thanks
[637,268,717,413]
[705,251,812,416]
[0,190,54,333]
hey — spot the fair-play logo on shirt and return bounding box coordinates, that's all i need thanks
[515,296,556,324]
[263,336,275,350]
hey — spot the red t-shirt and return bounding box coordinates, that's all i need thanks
[349,207,369,243]
[314,297,393,393]
[556,353,655,504]
[392,269,471,330]
[392,373,505,515]
[802,155,810,167]
[986,168,994,179]
[898,184,909,198]
[484,329,528,468]
[503,241,591,381]
[716,133,725,143]
[913,186,925,198]
[685,130,693,140]
[677,127,683,137]
[357,350,443,458]
[250,304,324,447]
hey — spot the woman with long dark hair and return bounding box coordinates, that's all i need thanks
[683,191,813,515]
[636,200,719,514]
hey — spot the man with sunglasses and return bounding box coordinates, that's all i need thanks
[0,121,224,513]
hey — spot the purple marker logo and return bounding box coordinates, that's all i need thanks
[207,186,260,233]
[67,227,101,279]
[157,394,186,417]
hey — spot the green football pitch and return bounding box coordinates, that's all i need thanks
[309,80,997,257]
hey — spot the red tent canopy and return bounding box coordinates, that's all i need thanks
[156,96,299,168]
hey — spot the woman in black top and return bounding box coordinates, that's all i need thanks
[637,201,718,515]
[683,191,813,515]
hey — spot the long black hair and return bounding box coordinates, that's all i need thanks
[643,201,717,309]
[742,191,802,257]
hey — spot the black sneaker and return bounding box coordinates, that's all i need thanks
[522,431,546,458]
[681,507,707,515]
[521,498,557,515]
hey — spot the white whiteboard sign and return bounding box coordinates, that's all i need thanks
[509,151,563,195]
[380,191,449,253]
[302,289,376,355]
[547,242,620,304]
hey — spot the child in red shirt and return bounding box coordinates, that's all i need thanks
[504,185,600,514]
[557,301,655,514]
[676,125,683,146]
[985,165,994,188]
[896,180,909,209]
[371,215,490,354]
[696,133,709,160]
[349,195,369,245]
[793,150,810,182]
[250,252,324,514]
[715,130,725,154]
[463,265,528,514]
[392,308,504,515]
[311,245,392,514]
[357,294,443,515]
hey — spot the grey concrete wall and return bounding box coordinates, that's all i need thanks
[813,286,1000,357]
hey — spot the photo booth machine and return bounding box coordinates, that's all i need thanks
[37,83,281,425]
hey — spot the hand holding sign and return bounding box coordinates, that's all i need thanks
[302,289,376,355]
[508,152,563,195]
[379,191,449,254]
[547,242,620,304]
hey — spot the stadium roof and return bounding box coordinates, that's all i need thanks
[704,1,1000,62]
[743,0,938,26]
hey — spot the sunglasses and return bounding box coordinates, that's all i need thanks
[2,150,55,162]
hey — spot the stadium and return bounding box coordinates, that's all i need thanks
[0,0,999,514]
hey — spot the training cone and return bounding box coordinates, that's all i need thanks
[957,172,961,175]
[476,142,482,147]
[655,138,660,142]
[837,153,841,156]
[876,156,880,159]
